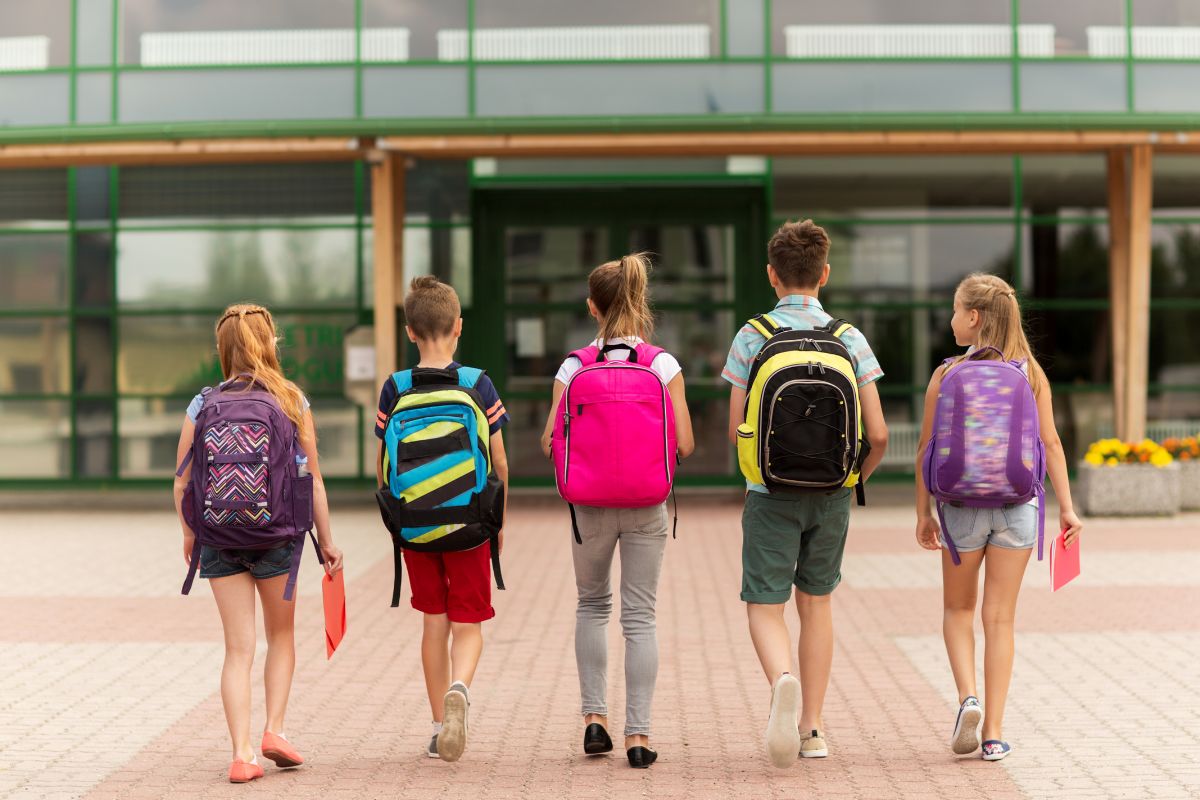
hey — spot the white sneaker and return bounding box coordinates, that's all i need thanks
[799,729,828,758]
[951,696,983,755]
[439,682,470,763]
[765,674,802,768]
[426,734,439,759]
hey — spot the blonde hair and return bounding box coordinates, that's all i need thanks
[215,303,306,427]
[952,273,1048,396]
[404,276,461,339]
[588,253,655,343]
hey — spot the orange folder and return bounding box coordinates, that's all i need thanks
[1049,529,1081,592]
[322,570,347,659]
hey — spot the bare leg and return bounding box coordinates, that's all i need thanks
[449,621,483,686]
[942,548,985,702]
[256,573,296,734]
[210,573,258,762]
[421,613,451,722]
[746,602,793,684]
[980,546,1031,741]
[795,590,833,732]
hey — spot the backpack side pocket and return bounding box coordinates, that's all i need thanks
[292,473,314,533]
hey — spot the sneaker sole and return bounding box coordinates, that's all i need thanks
[439,691,468,763]
[262,749,302,768]
[765,677,802,768]
[951,706,983,755]
[799,746,828,758]
[982,748,1010,761]
[427,750,440,759]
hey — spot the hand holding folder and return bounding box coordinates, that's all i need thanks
[322,569,347,659]
[1049,528,1081,592]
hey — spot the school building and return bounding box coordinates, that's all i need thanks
[2,1,1199,488]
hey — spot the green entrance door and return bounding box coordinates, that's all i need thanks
[468,186,768,487]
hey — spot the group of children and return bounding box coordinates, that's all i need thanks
[173,219,1082,783]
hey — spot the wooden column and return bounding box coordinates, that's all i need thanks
[1125,144,1154,442]
[370,152,406,387]
[1106,150,1130,438]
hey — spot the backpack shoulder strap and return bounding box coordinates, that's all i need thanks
[747,314,783,340]
[569,346,601,366]
[457,366,484,389]
[823,318,854,338]
[391,369,414,394]
[633,343,666,365]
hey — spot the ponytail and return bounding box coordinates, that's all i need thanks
[215,303,306,427]
[953,273,1048,396]
[588,252,656,343]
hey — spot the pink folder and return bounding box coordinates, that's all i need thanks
[322,570,347,659]
[1049,529,1081,592]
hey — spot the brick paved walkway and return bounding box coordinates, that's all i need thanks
[2,497,1198,800]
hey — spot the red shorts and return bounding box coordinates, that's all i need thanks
[402,543,494,623]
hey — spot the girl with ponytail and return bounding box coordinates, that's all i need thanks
[173,303,343,783]
[540,254,694,768]
[914,274,1081,762]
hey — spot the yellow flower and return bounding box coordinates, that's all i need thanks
[1150,449,1174,467]
[1084,452,1104,466]
[1104,456,1119,466]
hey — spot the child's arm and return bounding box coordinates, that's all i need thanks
[490,430,509,553]
[540,380,566,458]
[173,417,196,567]
[1036,384,1083,547]
[857,380,889,480]
[667,373,695,459]
[299,409,344,574]
[727,386,747,444]
[914,369,944,551]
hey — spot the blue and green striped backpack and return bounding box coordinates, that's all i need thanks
[375,366,505,606]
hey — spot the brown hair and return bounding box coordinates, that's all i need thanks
[952,273,1048,396]
[404,276,461,339]
[768,219,830,289]
[588,253,655,343]
[215,303,306,426]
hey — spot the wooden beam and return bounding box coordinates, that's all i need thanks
[1124,143,1154,442]
[1106,149,1130,439]
[370,152,406,389]
[0,137,365,169]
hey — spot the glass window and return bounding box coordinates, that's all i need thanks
[824,305,956,390]
[1150,308,1200,388]
[120,164,356,225]
[76,399,114,478]
[772,0,1010,56]
[76,0,114,66]
[1023,221,1110,298]
[0,236,69,309]
[0,399,69,478]
[504,226,607,305]
[118,69,355,123]
[0,0,71,67]
[1149,156,1200,218]
[772,63,1011,114]
[727,0,765,57]
[1149,389,1200,430]
[0,169,68,228]
[308,398,360,477]
[1019,0,1124,57]
[1025,308,1112,384]
[471,0,719,58]
[0,318,70,393]
[362,66,468,118]
[116,229,357,309]
[0,74,70,126]
[75,317,115,393]
[474,64,762,116]
[1019,63,1127,112]
[363,0,466,62]
[1151,223,1200,298]
[1021,155,1108,216]
[1132,0,1200,27]
[118,397,189,478]
[819,223,1017,303]
[75,73,113,124]
[76,232,115,309]
[628,224,736,303]
[1134,64,1200,112]
[117,314,356,395]
[120,0,355,64]
[403,160,470,223]
[774,156,1014,218]
[363,224,470,309]
[486,157,729,178]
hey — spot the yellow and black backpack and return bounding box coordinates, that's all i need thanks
[736,314,869,505]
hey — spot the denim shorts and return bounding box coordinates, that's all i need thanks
[199,542,295,580]
[939,501,1038,554]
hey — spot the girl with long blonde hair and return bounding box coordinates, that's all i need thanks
[914,274,1081,761]
[173,303,343,783]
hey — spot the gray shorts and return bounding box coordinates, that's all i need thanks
[939,502,1038,554]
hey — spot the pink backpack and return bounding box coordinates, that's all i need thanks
[551,342,678,542]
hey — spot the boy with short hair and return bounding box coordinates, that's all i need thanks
[375,276,509,763]
[723,220,889,768]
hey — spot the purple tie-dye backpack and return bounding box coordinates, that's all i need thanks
[177,375,321,600]
[922,347,1047,565]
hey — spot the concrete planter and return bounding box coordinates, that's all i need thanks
[1077,462,1181,516]
[1179,460,1200,512]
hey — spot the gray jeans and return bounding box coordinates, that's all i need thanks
[571,503,669,737]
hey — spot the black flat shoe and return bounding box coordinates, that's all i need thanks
[627,746,658,768]
[583,723,613,754]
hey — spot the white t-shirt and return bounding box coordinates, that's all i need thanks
[554,337,682,386]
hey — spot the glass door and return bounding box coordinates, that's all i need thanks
[469,186,768,486]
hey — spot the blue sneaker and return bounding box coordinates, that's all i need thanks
[950,696,982,755]
[982,739,1011,761]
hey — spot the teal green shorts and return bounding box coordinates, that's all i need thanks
[740,489,852,603]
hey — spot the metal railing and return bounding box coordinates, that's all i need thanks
[0,36,49,71]
[1088,26,1200,58]
[784,24,1055,58]
[140,28,410,66]
[437,24,711,62]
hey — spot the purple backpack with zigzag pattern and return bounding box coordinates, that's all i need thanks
[177,376,320,600]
